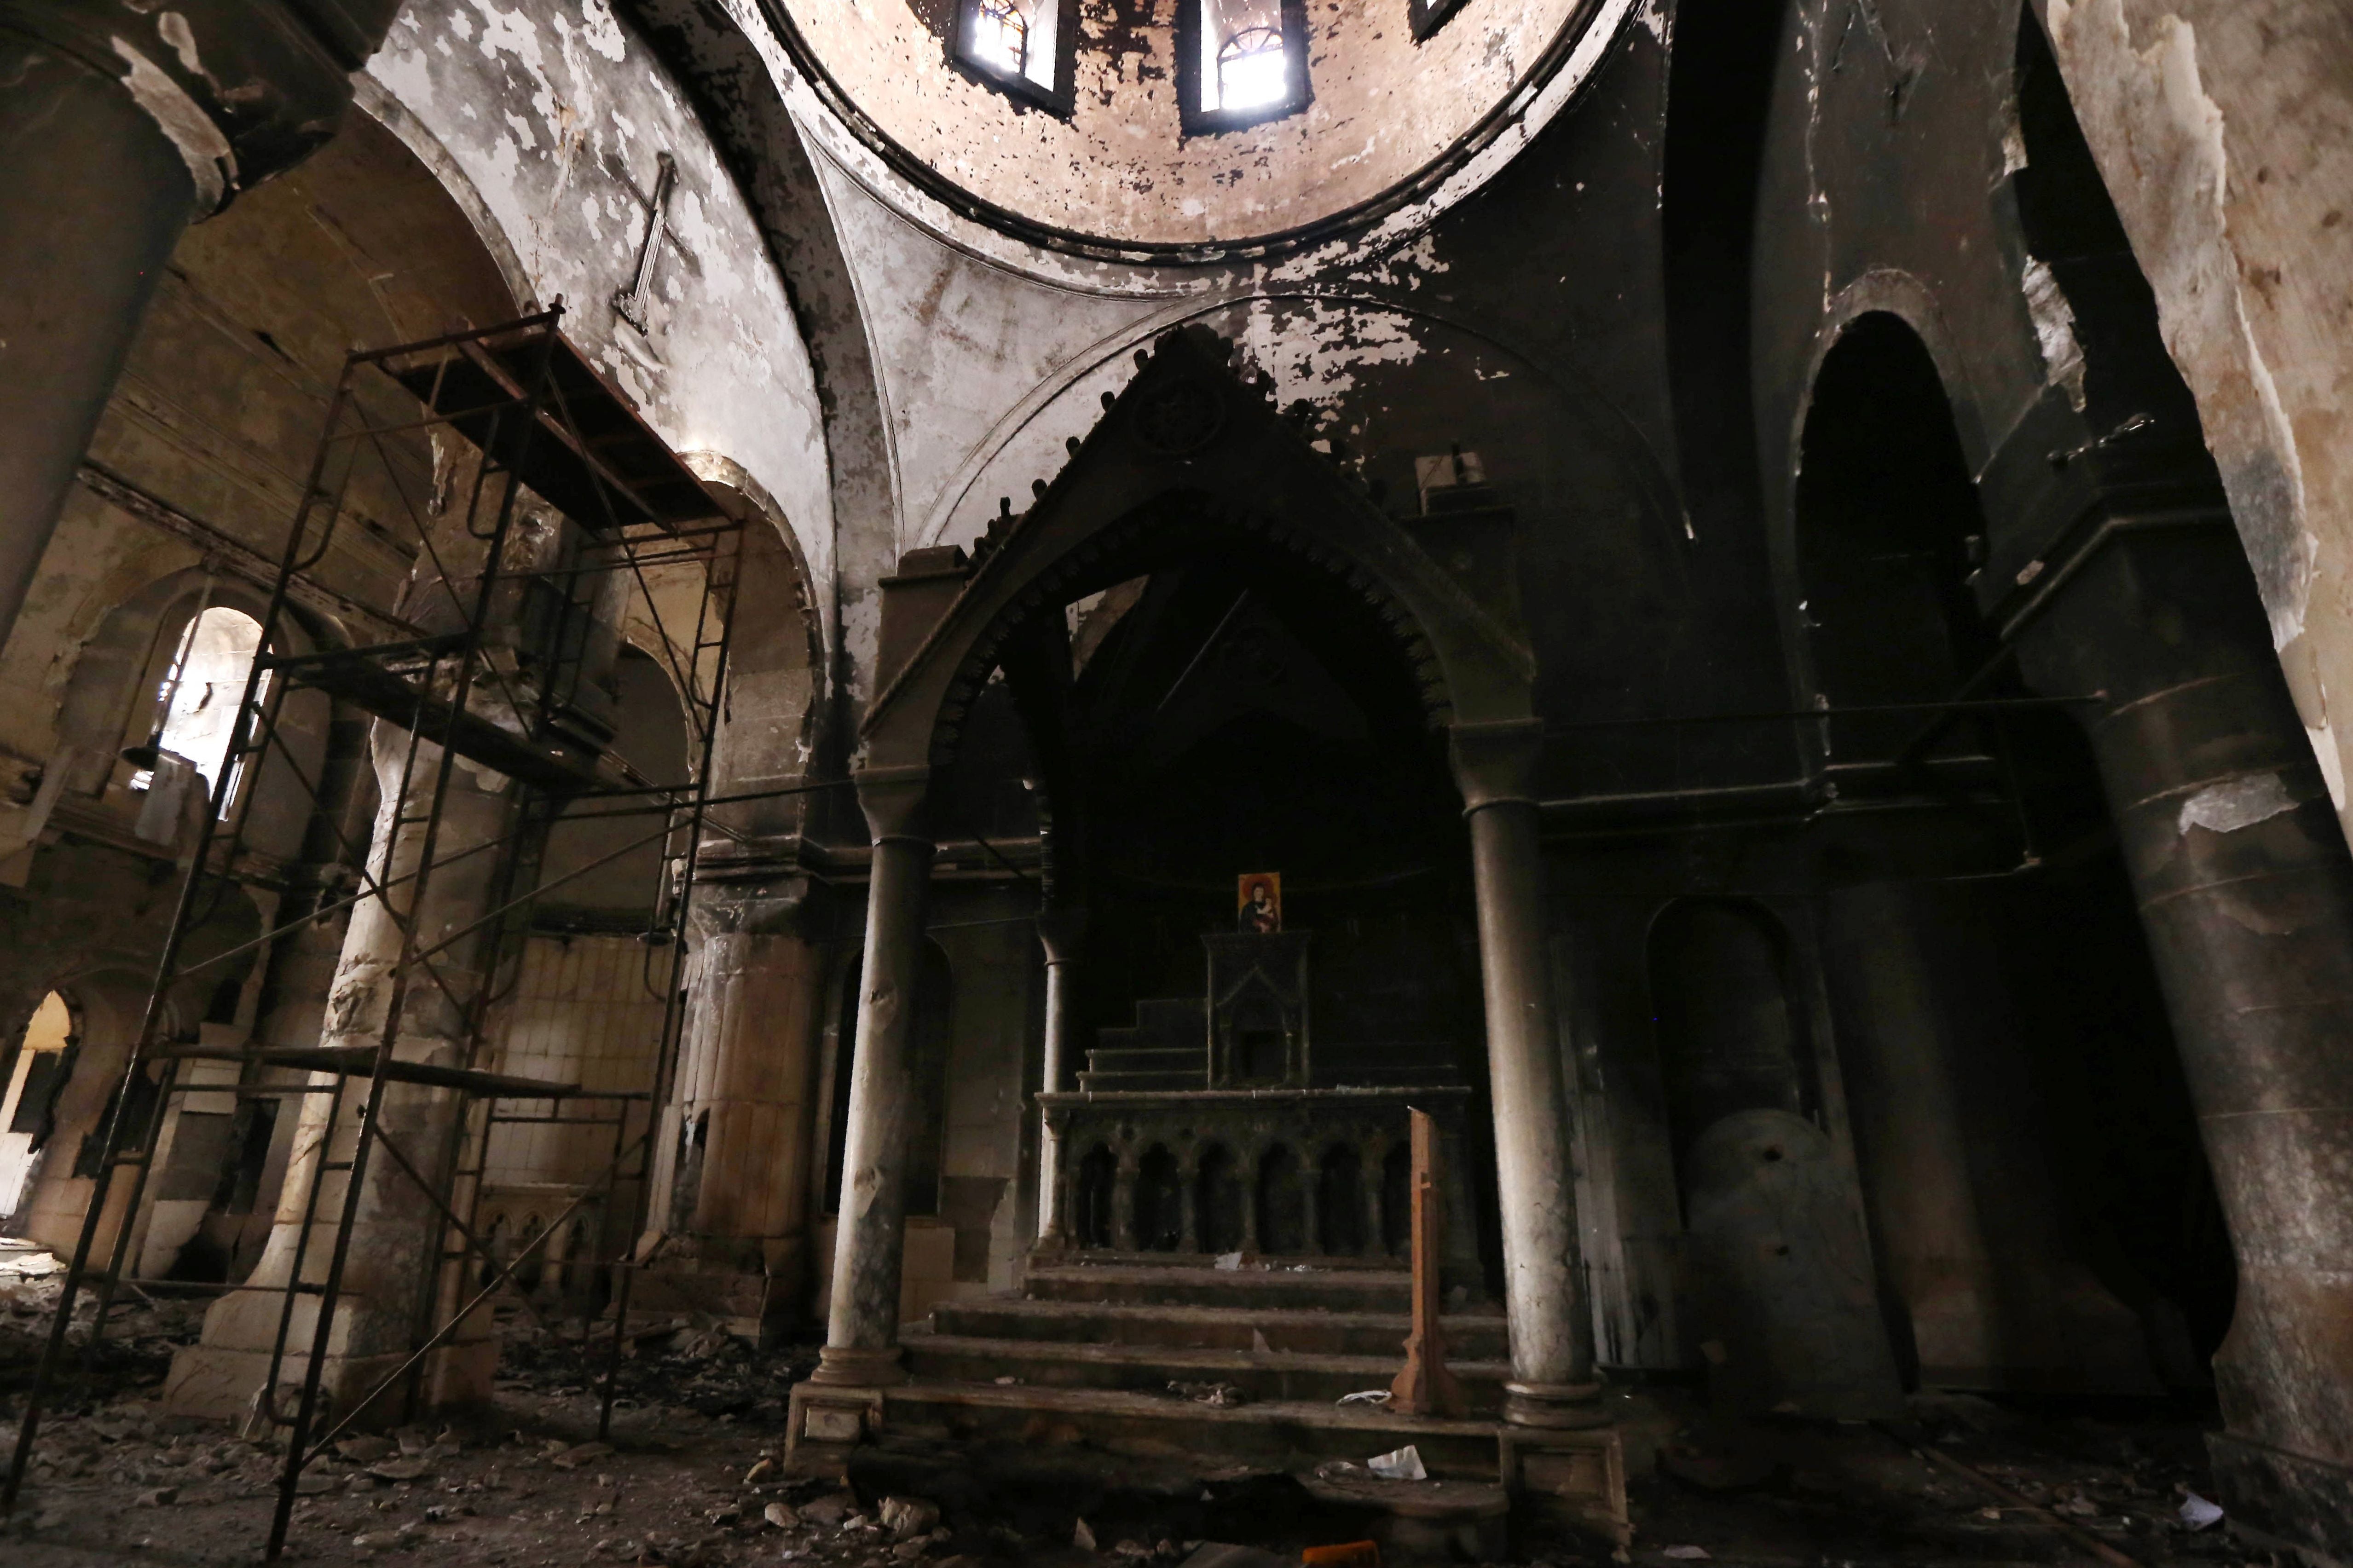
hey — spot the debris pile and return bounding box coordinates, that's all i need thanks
[495,1313,815,1420]
[0,1245,205,1416]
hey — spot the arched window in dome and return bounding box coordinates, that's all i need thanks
[955,0,1077,112]
[1182,0,1308,131]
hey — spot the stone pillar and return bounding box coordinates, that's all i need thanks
[1033,910,1082,1246]
[636,876,829,1342]
[0,2,396,642]
[2019,529,2353,1553]
[166,736,518,1424]
[807,770,933,1395]
[1450,719,1602,1429]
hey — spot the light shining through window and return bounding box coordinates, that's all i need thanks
[974,0,1028,77]
[1215,25,1289,112]
[133,605,265,809]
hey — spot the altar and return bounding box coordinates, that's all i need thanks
[1037,928,1484,1289]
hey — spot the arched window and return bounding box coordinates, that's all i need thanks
[1215,25,1287,111]
[1188,0,1305,127]
[956,0,1075,110]
[131,605,266,808]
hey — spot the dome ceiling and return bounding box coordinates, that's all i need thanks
[773,0,1625,258]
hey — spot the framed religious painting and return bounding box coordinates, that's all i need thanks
[1236,871,1282,934]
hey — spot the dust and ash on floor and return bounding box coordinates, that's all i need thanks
[0,1242,2284,1568]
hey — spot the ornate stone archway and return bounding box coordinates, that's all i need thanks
[798,326,1603,1447]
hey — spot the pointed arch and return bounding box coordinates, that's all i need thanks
[857,328,1538,799]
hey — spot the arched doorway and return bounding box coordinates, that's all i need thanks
[1647,899,1896,1416]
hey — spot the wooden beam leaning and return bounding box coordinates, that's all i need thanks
[1389,1106,1467,1418]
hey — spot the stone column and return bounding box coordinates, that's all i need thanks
[1450,719,1602,1429]
[166,736,519,1424]
[0,2,395,642]
[636,876,829,1343]
[808,769,933,1392]
[2019,528,2353,1552]
[1033,910,1083,1246]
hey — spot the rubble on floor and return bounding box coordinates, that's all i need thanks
[0,1261,2298,1568]
[1,1243,203,1413]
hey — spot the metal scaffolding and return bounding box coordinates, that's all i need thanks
[1,308,745,1559]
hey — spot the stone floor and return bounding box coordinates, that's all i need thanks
[0,1245,2289,1568]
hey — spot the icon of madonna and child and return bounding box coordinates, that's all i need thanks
[1235,871,1282,934]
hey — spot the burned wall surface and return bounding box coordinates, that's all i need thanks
[364,0,837,608]
[778,0,1617,251]
[2033,0,2353,840]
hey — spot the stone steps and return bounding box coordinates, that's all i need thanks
[1075,1069,1208,1093]
[930,1297,1509,1360]
[1083,1045,1206,1072]
[903,1328,1511,1411]
[1081,1036,1208,1093]
[877,1379,1508,1480]
[1024,1261,1415,1312]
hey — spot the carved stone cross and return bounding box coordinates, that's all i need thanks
[613,151,678,335]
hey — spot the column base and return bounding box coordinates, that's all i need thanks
[628,1235,809,1349]
[808,1342,906,1388]
[2208,1431,2353,1565]
[162,1339,497,1431]
[787,1371,890,1458]
[1503,1379,1611,1430]
[163,1277,497,1429]
[1498,1422,1630,1551]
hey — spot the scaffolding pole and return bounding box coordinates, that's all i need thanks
[0,309,748,1562]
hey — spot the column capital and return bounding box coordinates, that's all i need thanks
[852,765,932,845]
[1036,907,1088,965]
[684,875,827,946]
[0,0,401,216]
[1448,717,1544,814]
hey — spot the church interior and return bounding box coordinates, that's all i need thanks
[0,0,2347,1563]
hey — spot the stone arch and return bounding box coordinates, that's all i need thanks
[856,328,1537,813]
[684,455,833,844]
[1316,1143,1366,1257]
[1073,1143,1117,1250]
[350,77,534,319]
[1255,1142,1306,1256]
[1785,308,1997,770]
[1195,1142,1245,1255]
[617,1,900,661]
[1134,1143,1183,1252]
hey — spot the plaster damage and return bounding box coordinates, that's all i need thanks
[110,36,236,212]
[2019,258,2086,409]
[2042,0,2353,841]
[364,0,835,610]
[783,0,1584,248]
[2177,771,2295,837]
